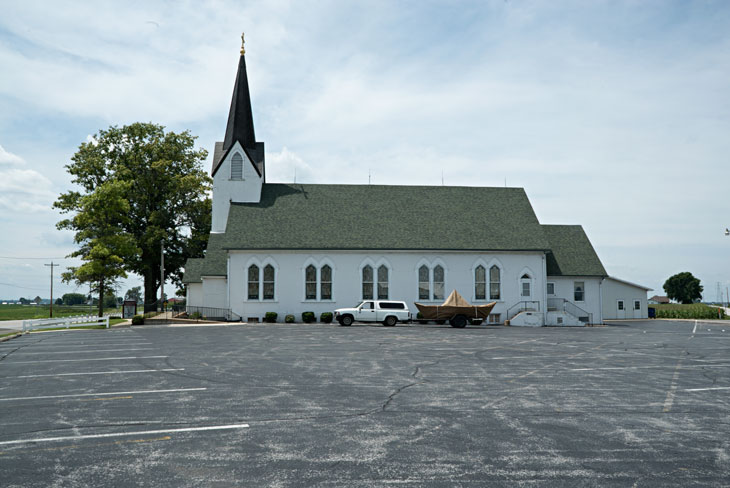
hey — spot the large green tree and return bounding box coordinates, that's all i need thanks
[55,123,211,313]
[663,272,703,304]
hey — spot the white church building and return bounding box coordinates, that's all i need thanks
[184,39,649,326]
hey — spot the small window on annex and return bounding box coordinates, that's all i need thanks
[475,265,486,300]
[362,265,374,300]
[520,274,531,298]
[617,300,624,311]
[231,153,243,179]
[489,265,501,300]
[574,281,585,302]
[634,300,640,310]
[247,264,259,300]
[305,265,317,300]
[546,282,555,295]
[377,265,389,300]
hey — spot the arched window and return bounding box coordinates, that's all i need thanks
[433,265,444,300]
[489,265,501,300]
[475,265,486,300]
[320,265,332,300]
[377,265,389,299]
[362,265,374,300]
[305,265,317,300]
[520,273,531,298]
[263,264,275,300]
[247,264,259,300]
[231,153,243,179]
[418,265,430,300]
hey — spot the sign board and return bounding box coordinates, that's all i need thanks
[123,300,137,319]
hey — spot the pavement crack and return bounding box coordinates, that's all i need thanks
[382,382,419,411]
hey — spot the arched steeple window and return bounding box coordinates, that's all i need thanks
[231,153,243,179]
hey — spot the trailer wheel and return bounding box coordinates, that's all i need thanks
[383,316,397,327]
[450,315,467,328]
[339,315,353,326]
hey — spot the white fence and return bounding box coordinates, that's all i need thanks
[22,314,110,332]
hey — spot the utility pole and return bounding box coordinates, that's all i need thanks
[160,240,165,313]
[44,261,59,318]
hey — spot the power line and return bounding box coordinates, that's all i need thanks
[0,256,70,260]
[0,282,47,291]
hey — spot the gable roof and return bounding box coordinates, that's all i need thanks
[182,233,228,283]
[543,224,607,277]
[220,183,551,251]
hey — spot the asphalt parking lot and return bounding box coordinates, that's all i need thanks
[1,320,729,487]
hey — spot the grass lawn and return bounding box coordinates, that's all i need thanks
[649,303,727,319]
[0,304,125,321]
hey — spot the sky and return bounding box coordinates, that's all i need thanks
[0,0,729,302]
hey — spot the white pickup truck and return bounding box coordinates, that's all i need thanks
[335,300,412,327]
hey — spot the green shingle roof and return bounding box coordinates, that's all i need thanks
[220,184,551,251]
[543,225,607,277]
[182,233,227,283]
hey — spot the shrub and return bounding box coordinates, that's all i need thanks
[302,311,315,323]
[264,312,278,323]
[320,312,333,323]
[285,314,295,323]
[189,311,202,320]
[131,315,144,325]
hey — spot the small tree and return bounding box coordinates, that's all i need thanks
[663,272,703,304]
[55,298,63,306]
[33,296,42,305]
[125,286,142,302]
[62,293,87,305]
[57,180,138,317]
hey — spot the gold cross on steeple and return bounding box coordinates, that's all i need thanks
[240,32,246,55]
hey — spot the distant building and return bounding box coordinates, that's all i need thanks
[648,295,670,304]
[183,37,650,326]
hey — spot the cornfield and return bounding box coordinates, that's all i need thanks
[649,304,725,320]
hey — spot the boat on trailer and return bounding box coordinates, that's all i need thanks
[415,290,496,328]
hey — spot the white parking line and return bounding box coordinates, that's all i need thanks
[10,356,168,364]
[4,368,184,379]
[692,321,698,334]
[15,348,156,355]
[0,423,250,446]
[682,386,730,392]
[19,343,153,347]
[0,387,207,402]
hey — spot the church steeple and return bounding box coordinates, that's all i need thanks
[223,33,257,152]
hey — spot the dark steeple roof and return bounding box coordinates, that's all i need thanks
[223,53,257,152]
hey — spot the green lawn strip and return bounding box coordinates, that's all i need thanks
[0,305,128,322]
[0,331,21,339]
[649,303,727,320]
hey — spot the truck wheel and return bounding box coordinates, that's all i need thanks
[450,315,467,328]
[383,316,397,327]
[340,315,353,326]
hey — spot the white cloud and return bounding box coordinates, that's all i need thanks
[266,147,315,183]
[0,167,56,213]
[0,145,24,166]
